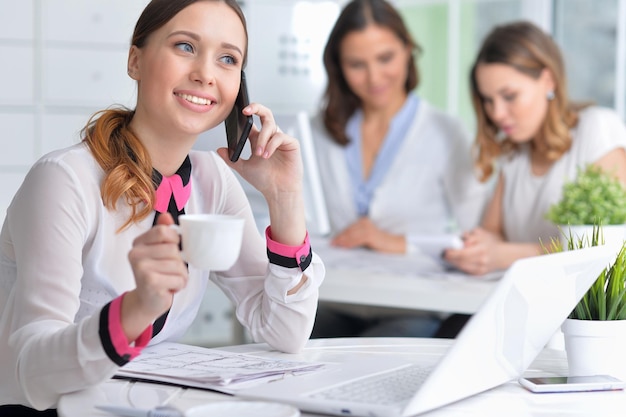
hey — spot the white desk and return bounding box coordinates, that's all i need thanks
[313,241,499,314]
[319,268,497,314]
[59,337,626,417]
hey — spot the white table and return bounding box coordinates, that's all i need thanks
[58,337,626,417]
[313,240,499,314]
[319,268,497,314]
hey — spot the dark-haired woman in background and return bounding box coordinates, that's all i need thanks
[310,0,487,339]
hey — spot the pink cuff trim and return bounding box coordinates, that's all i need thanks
[265,226,310,261]
[109,293,152,361]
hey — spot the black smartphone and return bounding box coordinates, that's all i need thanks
[225,70,253,162]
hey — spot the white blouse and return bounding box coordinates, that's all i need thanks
[501,106,626,244]
[0,143,324,409]
[311,100,488,242]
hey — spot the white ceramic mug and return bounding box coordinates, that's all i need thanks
[170,214,245,271]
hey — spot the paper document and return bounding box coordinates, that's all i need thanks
[115,342,325,392]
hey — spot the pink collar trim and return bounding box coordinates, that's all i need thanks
[154,174,191,213]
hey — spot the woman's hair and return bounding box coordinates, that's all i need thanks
[470,20,588,181]
[82,0,247,231]
[322,0,421,145]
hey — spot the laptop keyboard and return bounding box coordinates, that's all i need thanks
[307,364,433,406]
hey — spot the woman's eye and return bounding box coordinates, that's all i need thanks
[379,53,394,63]
[503,93,517,102]
[175,42,194,53]
[220,55,238,66]
[346,61,365,69]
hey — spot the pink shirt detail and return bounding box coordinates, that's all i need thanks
[154,174,192,213]
[108,293,152,360]
[265,226,310,262]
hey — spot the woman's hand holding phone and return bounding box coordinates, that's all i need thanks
[218,98,306,247]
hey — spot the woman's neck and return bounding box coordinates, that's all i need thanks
[358,94,409,179]
[151,149,191,176]
[129,113,196,176]
[530,140,553,176]
[361,92,408,125]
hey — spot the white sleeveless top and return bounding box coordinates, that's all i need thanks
[501,106,626,244]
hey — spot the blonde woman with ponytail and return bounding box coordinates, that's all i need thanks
[0,1,325,414]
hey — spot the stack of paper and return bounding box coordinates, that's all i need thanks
[115,342,325,392]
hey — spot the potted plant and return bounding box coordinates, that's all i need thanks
[546,164,626,249]
[545,226,626,379]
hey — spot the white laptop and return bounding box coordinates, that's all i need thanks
[237,244,615,417]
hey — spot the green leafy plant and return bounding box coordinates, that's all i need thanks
[546,164,626,225]
[542,225,626,320]
[574,245,626,320]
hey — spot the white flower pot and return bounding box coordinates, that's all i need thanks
[562,318,626,379]
[559,224,626,253]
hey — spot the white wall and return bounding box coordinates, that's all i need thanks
[0,0,147,222]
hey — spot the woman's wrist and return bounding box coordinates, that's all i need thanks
[120,290,159,342]
[371,231,405,253]
[100,292,152,365]
[496,242,542,271]
[265,191,307,246]
[265,226,312,271]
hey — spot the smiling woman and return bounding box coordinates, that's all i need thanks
[0,0,325,414]
[126,1,248,168]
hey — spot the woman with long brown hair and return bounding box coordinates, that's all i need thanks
[310,0,487,338]
[444,20,626,276]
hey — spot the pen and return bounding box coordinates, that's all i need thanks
[95,404,183,417]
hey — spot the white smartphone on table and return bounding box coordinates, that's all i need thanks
[407,234,464,257]
[519,375,626,393]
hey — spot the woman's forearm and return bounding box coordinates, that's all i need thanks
[266,190,307,246]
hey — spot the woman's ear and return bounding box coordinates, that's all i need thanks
[405,44,413,65]
[127,45,140,80]
[540,68,556,95]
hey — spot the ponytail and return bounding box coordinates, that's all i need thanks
[82,108,155,231]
